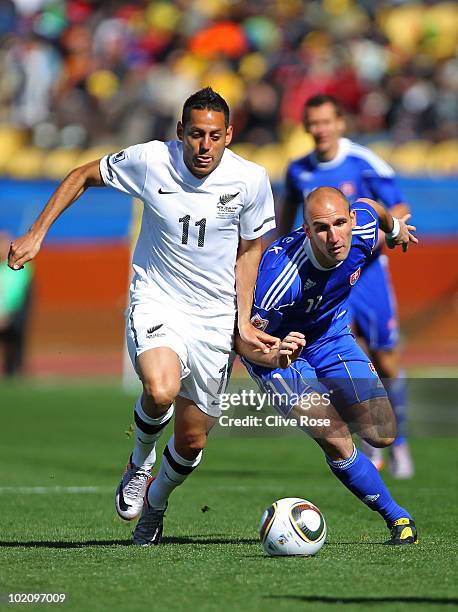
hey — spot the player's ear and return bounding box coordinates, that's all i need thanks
[177,121,184,141]
[303,223,312,238]
[225,124,233,146]
[350,209,356,227]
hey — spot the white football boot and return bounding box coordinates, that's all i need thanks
[115,455,151,520]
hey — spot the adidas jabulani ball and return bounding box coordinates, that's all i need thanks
[259,497,326,556]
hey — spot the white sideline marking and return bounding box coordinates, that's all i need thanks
[0,486,110,495]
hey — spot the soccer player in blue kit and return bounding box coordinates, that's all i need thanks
[279,95,413,478]
[237,186,419,544]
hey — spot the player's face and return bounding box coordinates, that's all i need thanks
[177,109,233,178]
[304,197,356,267]
[304,103,345,161]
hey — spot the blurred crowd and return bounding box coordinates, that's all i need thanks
[0,0,456,161]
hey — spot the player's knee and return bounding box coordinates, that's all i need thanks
[363,433,395,448]
[142,376,179,408]
[174,430,206,456]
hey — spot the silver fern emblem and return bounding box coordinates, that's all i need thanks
[219,192,240,205]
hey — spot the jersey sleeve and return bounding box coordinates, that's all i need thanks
[99,144,148,198]
[239,167,276,240]
[352,201,379,255]
[250,252,300,334]
[361,155,404,208]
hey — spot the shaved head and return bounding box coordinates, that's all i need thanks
[303,187,355,267]
[304,187,349,224]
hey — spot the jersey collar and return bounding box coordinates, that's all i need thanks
[303,237,344,271]
[310,138,350,170]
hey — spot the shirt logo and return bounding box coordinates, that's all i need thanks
[304,278,316,291]
[216,192,241,219]
[251,313,269,331]
[146,324,164,338]
[158,188,178,194]
[350,267,361,285]
[219,192,240,205]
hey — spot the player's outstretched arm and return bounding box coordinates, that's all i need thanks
[8,159,103,270]
[235,237,279,353]
[235,331,305,369]
[358,198,418,253]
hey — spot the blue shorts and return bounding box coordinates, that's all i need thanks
[243,331,387,417]
[347,255,399,350]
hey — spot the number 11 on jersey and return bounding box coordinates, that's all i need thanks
[179,215,207,247]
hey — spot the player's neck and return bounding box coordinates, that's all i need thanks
[309,239,337,269]
[316,141,340,163]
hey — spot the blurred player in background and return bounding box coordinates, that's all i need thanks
[279,95,413,478]
[8,87,277,546]
[0,231,33,377]
[238,187,418,544]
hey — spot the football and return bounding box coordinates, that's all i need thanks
[259,497,327,556]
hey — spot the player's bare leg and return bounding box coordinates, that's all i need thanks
[289,399,354,461]
[134,397,216,545]
[115,348,181,520]
[371,347,414,478]
[298,397,415,543]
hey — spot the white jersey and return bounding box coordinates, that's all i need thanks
[100,140,275,324]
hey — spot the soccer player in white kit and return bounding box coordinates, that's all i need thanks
[8,88,277,545]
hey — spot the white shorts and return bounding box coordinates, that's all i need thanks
[126,300,235,417]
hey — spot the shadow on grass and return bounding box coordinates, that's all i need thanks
[266,595,458,606]
[0,536,259,549]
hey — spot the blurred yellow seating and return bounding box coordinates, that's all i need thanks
[4,146,46,179]
[41,149,81,180]
[75,146,114,167]
[282,126,314,161]
[389,141,432,175]
[251,143,288,182]
[229,143,256,162]
[424,140,458,174]
[368,141,394,166]
[0,126,28,173]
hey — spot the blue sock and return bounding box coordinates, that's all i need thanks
[386,372,407,446]
[327,446,412,525]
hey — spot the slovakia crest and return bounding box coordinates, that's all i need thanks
[339,181,356,198]
[368,362,377,374]
[251,313,269,331]
[350,267,361,285]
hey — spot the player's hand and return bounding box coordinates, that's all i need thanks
[385,214,418,253]
[276,332,306,369]
[8,231,43,270]
[238,321,279,354]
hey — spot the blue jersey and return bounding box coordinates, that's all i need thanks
[286,138,403,232]
[251,201,378,346]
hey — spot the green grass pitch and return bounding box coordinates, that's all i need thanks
[0,378,457,611]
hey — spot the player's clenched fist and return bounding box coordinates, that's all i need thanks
[8,231,42,270]
[276,331,306,369]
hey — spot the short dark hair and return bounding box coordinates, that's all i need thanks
[181,87,230,127]
[303,94,342,123]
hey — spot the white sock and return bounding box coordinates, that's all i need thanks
[131,398,174,471]
[147,435,202,509]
